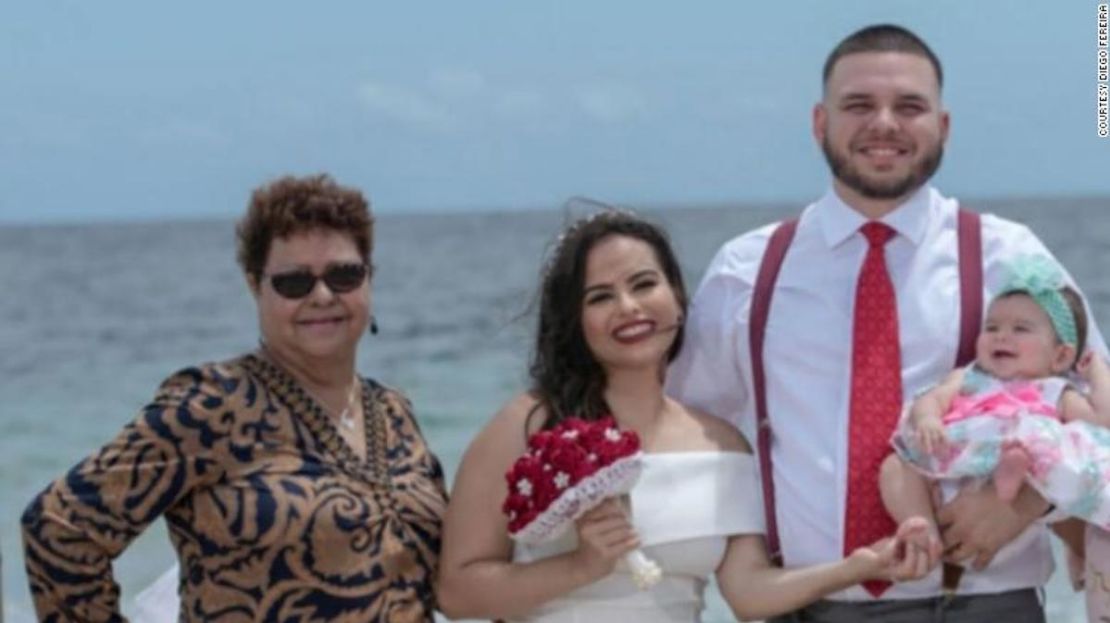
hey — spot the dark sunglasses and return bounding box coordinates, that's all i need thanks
[266,262,369,299]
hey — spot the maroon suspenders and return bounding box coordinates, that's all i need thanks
[954,209,983,368]
[749,218,798,565]
[749,209,982,565]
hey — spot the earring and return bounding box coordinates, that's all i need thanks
[370,316,379,335]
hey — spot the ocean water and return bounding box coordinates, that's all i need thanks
[2,199,1108,622]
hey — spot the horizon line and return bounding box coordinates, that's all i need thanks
[3,192,1108,229]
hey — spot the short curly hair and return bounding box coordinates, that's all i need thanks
[236,174,375,282]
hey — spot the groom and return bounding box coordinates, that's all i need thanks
[668,23,1108,622]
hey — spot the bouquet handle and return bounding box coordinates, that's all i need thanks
[615,494,660,589]
[625,549,662,589]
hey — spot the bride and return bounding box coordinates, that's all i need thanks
[435,208,935,622]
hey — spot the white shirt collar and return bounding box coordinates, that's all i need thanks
[815,184,934,249]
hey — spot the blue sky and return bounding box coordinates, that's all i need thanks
[2,1,1108,224]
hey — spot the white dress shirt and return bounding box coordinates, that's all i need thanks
[666,185,1109,601]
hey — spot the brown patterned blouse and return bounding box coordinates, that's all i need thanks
[21,354,448,622]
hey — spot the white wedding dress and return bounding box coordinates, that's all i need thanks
[508,451,764,622]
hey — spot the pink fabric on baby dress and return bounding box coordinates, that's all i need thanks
[891,364,1068,478]
[942,380,1058,425]
[892,364,1110,528]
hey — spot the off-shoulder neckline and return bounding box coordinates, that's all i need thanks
[641,450,753,458]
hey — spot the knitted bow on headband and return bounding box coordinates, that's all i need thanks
[997,254,1078,348]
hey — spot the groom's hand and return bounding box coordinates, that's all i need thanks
[936,483,1048,570]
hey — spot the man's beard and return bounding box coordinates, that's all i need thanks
[822,137,944,200]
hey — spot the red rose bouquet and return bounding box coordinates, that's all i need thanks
[502,416,661,588]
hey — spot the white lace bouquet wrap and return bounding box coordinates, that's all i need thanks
[502,417,662,589]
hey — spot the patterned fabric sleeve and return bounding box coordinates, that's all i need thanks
[375,386,449,618]
[21,366,232,622]
[383,387,447,495]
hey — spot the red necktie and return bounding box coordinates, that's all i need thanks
[844,222,901,598]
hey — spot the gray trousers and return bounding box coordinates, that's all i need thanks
[766,588,1044,623]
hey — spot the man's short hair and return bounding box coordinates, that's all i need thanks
[822,24,944,90]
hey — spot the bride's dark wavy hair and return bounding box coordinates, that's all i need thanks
[528,206,688,430]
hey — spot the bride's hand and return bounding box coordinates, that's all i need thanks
[570,498,640,582]
[851,516,941,582]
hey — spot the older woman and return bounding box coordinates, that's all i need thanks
[21,174,447,622]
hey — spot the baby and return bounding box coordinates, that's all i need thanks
[880,255,1110,570]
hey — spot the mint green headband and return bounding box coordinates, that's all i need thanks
[997,255,1078,348]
